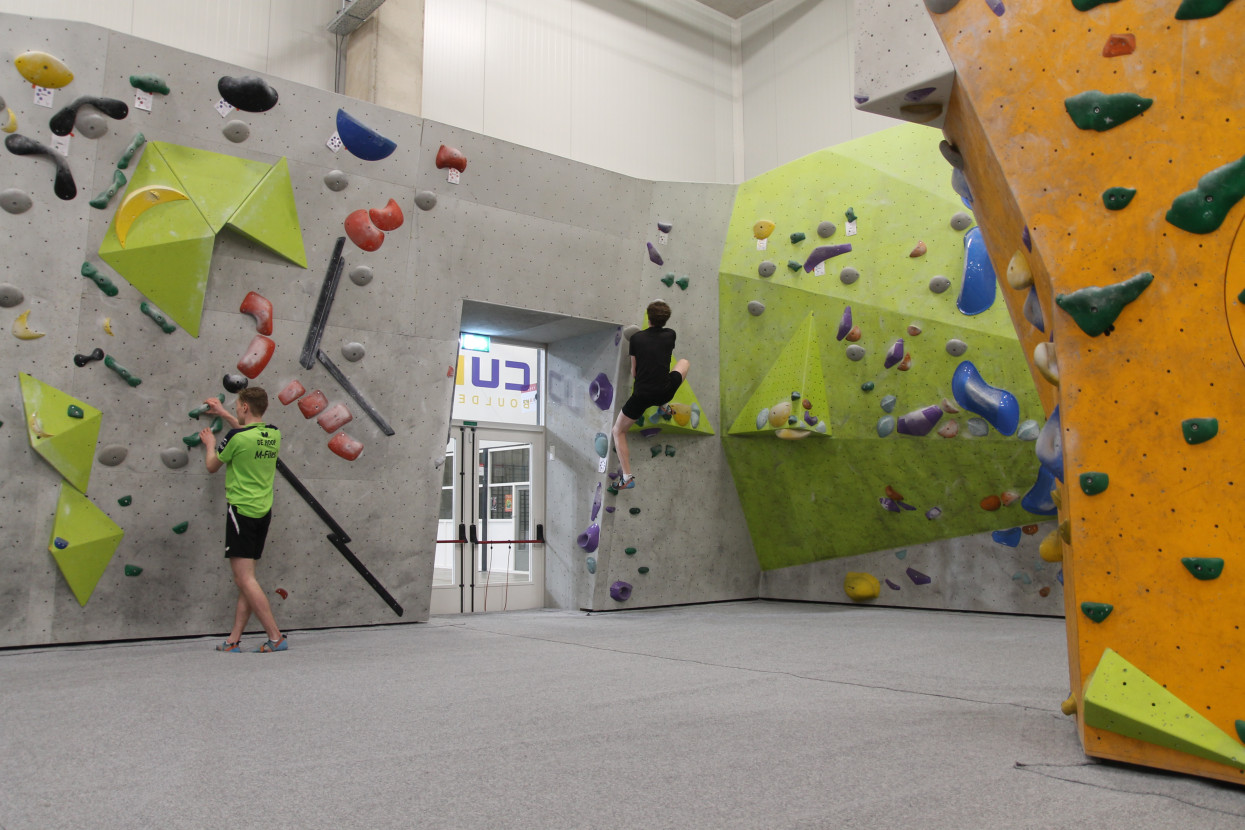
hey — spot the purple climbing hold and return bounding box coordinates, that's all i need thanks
[577,524,600,553]
[803,244,852,273]
[905,87,937,102]
[884,339,905,369]
[1023,285,1045,332]
[992,527,1022,547]
[604,505,615,513]
[1022,226,1032,251]
[951,360,1019,436]
[657,222,673,233]
[837,306,853,341]
[906,567,932,586]
[879,498,901,513]
[610,580,633,601]
[896,405,944,437]
[589,373,613,410]
[647,242,664,266]
[591,482,602,521]
[982,0,1005,15]
[639,427,662,438]
[885,579,901,590]
[925,507,942,520]
[854,94,869,105]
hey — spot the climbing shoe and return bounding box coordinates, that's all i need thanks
[253,635,288,653]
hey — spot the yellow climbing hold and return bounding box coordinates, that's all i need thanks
[103,317,114,336]
[1006,249,1033,290]
[774,428,812,440]
[753,220,775,240]
[13,309,45,340]
[670,403,692,427]
[1034,342,1059,385]
[28,413,54,439]
[14,51,74,88]
[1039,529,1063,562]
[1,107,16,134]
[767,400,793,428]
[844,572,881,601]
[1061,695,1078,716]
[115,185,190,246]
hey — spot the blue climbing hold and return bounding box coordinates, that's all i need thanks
[336,109,397,161]
[1035,406,1063,481]
[950,168,974,210]
[53,536,69,550]
[992,527,1023,547]
[1021,464,1059,516]
[951,360,1019,436]
[957,227,996,316]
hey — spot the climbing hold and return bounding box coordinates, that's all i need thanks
[585,557,596,574]
[1180,557,1224,580]
[945,339,968,357]
[0,188,32,214]
[349,265,373,287]
[610,581,632,602]
[324,170,348,191]
[222,120,250,143]
[589,373,613,410]
[980,494,1002,511]
[1039,530,1063,562]
[124,564,143,577]
[222,373,249,393]
[650,444,662,458]
[625,547,637,556]
[345,209,385,252]
[940,399,960,414]
[67,405,84,419]
[897,353,912,371]
[1080,602,1113,623]
[1175,0,1233,19]
[4,134,77,200]
[662,444,676,457]
[661,273,675,287]
[844,572,881,601]
[189,394,225,420]
[758,261,776,278]
[950,212,972,231]
[1036,410,1063,481]
[577,525,600,552]
[1056,271,1153,337]
[1165,155,1245,234]
[861,381,874,392]
[14,51,74,88]
[901,103,943,123]
[845,345,865,361]
[140,301,177,334]
[992,527,1022,547]
[897,406,943,436]
[747,301,765,316]
[836,307,853,341]
[951,168,974,207]
[1065,91,1152,132]
[98,446,127,466]
[939,141,965,169]
[657,221,673,233]
[172,521,189,534]
[877,415,896,437]
[317,403,353,433]
[369,198,404,231]
[274,587,288,599]
[817,221,836,238]
[115,185,191,245]
[0,107,14,133]
[951,361,1019,436]
[844,207,857,222]
[1102,187,1136,210]
[958,227,997,315]
[638,567,650,575]
[804,244,852,273]
[766,401,793,428]
[1005,251,1032,290]
[1071,0,1120,9]
[129,74,170,95]
[1033,342,1059,386]
[1000,490,1021,507]
[341,342,365,362]
[1023,285,1045,332]
[414,190,437,210]
[89,169,127,209]
[753,220,775,239]
[925,507,942,520]
[926,0,961,12]
[81,262,119,297]
[965,417,990,437]
[328,432,364,461]
[75,112,108,139]
[278,380,305,406]
[1079,472,1109,495]
[116,133,145,169]
[239,292,274,336]
[884,339,905,369]
[629,507,641,515]
[12,309,45,340]
[49,96,129,137]
[674,276,689,291]
[298,390,329,418]
[909,241,927,258]
[53,537,69,550]
[880,395,897,413]
[840,267,860,285]
[1017,420,1040,441]
[117,495,132,507]
[435,144,467,172]
[906,567,932,586]
[937,420,959,438]
[237,335,276,379]
[218,75,279,112]
[790,232,806,244]
[929,275,951,294]
[161,447,189,469]
[647,242,664,266]
[1181,418,1218,445]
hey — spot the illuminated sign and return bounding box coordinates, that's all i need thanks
[453,341,540,426]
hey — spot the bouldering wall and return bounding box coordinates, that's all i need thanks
[720,123,1060,614]
[923,0,1245,785]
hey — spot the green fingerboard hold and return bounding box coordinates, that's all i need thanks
[1065,91,1152,132]
[172,521,189,534]
[625,547,637,555]
[129,74,170,95]
[1181,557,1225,580]
[1081,602,1114,623]
[124,564,143,576]
[116,133,146,169]
[89,168,127,210]
[661,273,675,287]
[118,495,132,507]
[81,262,119,297]
[629,507,641,515]
[1165,154,1245,234]
[1079,472,1109,495]
[1102,187,1136,210]
[1182,417,1219,445]
[67,405,83,419]
[103,355,142,387]
[1056,271,1154,337]
[1175,0,1233,18]
[140,301,177,334]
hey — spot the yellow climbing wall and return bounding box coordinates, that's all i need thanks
[928,0,1245,784]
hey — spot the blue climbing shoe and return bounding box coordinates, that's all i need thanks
[618,474,636,490]
[215,640,242,653]
[253,635,288,653]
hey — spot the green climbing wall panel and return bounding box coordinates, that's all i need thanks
[19,372,102,493]
[728,312,830,437]
[47,483,125,606]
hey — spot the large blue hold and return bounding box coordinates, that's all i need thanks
[992,527,1023,547]
[950,360,1019,436]
[957,226,997,316]
[1035,405,1063,482]
[1021,464,1059,516]
[336,109,398,161]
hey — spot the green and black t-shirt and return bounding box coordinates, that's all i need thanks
[216,423,281,518]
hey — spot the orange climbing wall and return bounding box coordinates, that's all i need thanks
[928,0,1245,784]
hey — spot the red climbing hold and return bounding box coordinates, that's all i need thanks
[278,379,306,405]
[317,403,353,433]
[239,291,273,335]
[237,334,275,379]
[275,588,288,599]
[435,144,467,172]
[369,198,404,232]
[345,208,384,252]
[328,432,363,461]
[298,389,328,418]
[1102,33,1136,57]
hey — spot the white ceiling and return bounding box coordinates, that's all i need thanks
[693,0,775,18]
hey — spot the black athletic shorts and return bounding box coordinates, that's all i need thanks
[225,505,272,559]
[622,370,685,420]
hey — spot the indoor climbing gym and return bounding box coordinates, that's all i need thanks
[1,0,1242,826]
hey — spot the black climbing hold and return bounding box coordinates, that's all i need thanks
[217,75,279,113]
[629,507,641,515]
[223,373,249,393]
[4,133,76,200]
[49,96,128,137]
[74,348,105,367]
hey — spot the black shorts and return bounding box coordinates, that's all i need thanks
[622,371,685,420]
[225,506,272,559]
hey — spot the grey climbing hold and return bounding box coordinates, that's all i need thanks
[840,267,860,285]
[1017,419,1040,441]
[846,345,865,361]
[925,0,961,13]
[945,338,968,356]
[324,170,348,192]
[414,190,437,211]
[758,260,776,278]
[75,111,108,139]
[161,447,189,469]
[877,415,896,437]
[341,342,365,362]
[222,120,250,143]
[0,188,32,214]
[939,140,965,169]
[98,445,128,466]
[657,221,673,233]
[0,283,23,307]
[880,395,897,413]
[965,417,990,437]
[595,433,609,458]
[929,275,951,294]
[622,324,641,341]
[747,300,765,316]
[817,221,836,238]
[586,557,596,574]
[950,212,973,231]
[755,409,769,430]
[349,265,373,286]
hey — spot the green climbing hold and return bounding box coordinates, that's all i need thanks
[606,485,619,495]
[638,566,650,574]
[1165,154,1245,235]
[1064,91,1152,132]
[1081,602,1114,623]
[675,276,689,290]
[664,444,675,457]
[861,381,875,392]
[625,547,637,555]
[1182,417,1218,445]
[1055,271,1153,337]
[661,273,675,287]
[129,74,170,95]
[211,417,224,433]
[67,405,84,419]
[629,507,641,515]
[1181,557,1225,580]
[1238,287,1245,304]
[172,521,189,534]
[1175,0,1233,18]
[140,301,177,334]
[1071,0,1122,9]
[650,444,662,457]
[1237,721,1245,744]
[89,169,127,210]
[790,232,805,244]
[787,260,801,272]
[118,495,132,507]
[183,433,202,447]
[81,262,119,297]
[190,394,224,420]
[845,207,857,222]
[124,564,143,577]
[117,133,146,169]
[1102,187,1136,211]
[104,355,142,387]
[1079,472,1109,495]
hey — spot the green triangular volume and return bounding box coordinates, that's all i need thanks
[225,157,308,267]
[152,141,273,233]
[728,312,830,437]
[48,483,125,606]
[19,372,102,493]
[629,359,715,436]
[1083,648,1245,770]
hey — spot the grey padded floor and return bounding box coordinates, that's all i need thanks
[1,601,1242,829]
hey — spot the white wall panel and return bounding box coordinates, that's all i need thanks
[422,0,487,133]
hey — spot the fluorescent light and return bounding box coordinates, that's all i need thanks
[460,333,490,352]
